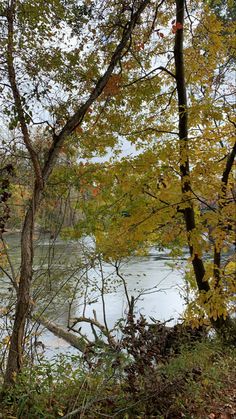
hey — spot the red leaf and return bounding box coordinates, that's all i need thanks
[75,126,83,134]
[92,187,99,197]
[176,22,183,29]
[136,41,144,50]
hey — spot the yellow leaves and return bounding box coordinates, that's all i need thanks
[0,242,8,268]
[122,60,137,71]
[188,229,204,258]
[224,261,236,276]
[184,252,236,324]
[0,306,9,315]
[183,301,209,328]
[133,40,145,51]
[213,227,226,253]
[2,335,11,345]
[9,184,31,223]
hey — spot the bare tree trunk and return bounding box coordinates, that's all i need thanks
[212,141,236,333]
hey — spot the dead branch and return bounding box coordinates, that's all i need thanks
[70,316,117,348]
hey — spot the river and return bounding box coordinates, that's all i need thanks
[1,233,187,357]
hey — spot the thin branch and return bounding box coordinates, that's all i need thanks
[190,189,217,213]
[118,127,178,137]
[158,65,176,79]
[148,0,166,36]
[115,262,131,311]
[61,395,117,419]
[98,255,110,336]
[0,235,18,291]
[123,64,175,88]
[143,189,158,199]
[160,86,177,113]
[0,266,13,283]
[129,198,195,230]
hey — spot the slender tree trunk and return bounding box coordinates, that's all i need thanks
[4,186,41,384]
[212,141,236,333]
[174,0,210,293]
[213,141,236,284]
[174,0,235,338]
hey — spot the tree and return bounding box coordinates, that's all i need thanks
[0,0,156,385]
[173,0,235,331]
[69,0,235,332]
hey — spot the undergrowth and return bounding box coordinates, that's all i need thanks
[0,336,235,418]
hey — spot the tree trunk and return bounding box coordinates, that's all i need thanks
[174,0,234,338]
[174,0,210,294]
[4,186,41,385]
[213,141,236,285]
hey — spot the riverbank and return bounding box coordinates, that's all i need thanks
[1,336,235,418]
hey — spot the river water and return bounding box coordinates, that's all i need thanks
[1,233,187,357]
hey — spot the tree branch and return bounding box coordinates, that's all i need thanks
[70,316,117,348]
[6,0,43,189]
[42,0,151,181]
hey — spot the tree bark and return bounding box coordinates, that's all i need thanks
[4,186,41,384]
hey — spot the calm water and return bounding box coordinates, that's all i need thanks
[1,233,187,356]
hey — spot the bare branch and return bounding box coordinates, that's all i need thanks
[118,127,178,137]
[0,235,18,291]
[123,64,175,88]
[70,316,117,348]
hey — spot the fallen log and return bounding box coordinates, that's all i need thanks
[33,315,87,352]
